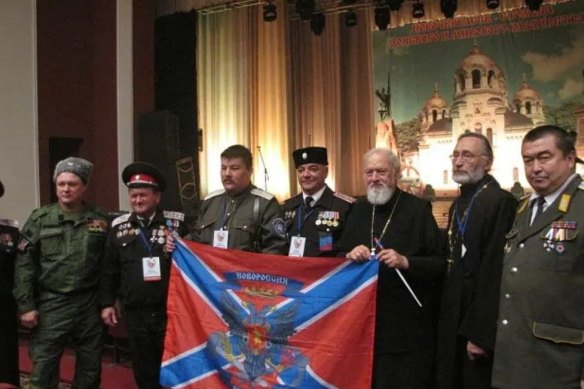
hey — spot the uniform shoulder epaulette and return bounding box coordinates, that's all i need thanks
[26,204,54,222]
[111,213,131,227]
[163,210,185,221]
[333,192,356,203]
[251,188,274,201]
[0,218,19,228]
[519,194,531,203]
[204,189,225,201]
[516,194,531,214]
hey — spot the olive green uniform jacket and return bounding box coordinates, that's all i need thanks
[14,202,108,312]
[192,185,287,254]
[492,175,584,389]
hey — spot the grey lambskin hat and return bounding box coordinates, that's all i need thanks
[53,157,93,184]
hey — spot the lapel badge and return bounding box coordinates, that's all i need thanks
[504,242,512,254]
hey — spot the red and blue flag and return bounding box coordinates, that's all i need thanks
[160,239,378,388]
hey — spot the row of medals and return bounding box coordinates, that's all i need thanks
[116,222,166,244]
[315,211,340,227]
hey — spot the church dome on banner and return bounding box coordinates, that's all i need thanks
[414,41,542,193]
[453,43,507,100]
[512,74,545,125]
[459,43,498,70]
[514,80,541,101]
[421,84,450,125]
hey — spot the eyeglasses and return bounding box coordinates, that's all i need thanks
[449,152,486,162]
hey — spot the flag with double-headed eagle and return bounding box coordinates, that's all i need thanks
[160,239,378,389]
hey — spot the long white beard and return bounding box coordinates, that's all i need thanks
[453,170,485,185]
[367,184,394,205]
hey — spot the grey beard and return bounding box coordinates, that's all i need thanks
[367,185,394,205]
[453,170,485,185]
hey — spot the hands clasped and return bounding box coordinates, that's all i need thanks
[346,244,409,270]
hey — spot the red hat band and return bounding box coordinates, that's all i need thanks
[128,173,158,187]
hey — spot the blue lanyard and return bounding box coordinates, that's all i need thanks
[454,181,490,238]
[138,226,154,257]
[295,205,314,235]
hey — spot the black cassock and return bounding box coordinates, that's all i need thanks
[336,188,446,389]
[435,174,517,389]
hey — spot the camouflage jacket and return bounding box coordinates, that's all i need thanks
[14,202,108,313]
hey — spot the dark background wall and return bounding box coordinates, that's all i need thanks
[145,10,199,218]
[36,0,156,210]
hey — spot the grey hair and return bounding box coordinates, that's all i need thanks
[363,148,401,174]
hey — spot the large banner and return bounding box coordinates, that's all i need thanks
[160,240,378,389]
[373,1,584,196]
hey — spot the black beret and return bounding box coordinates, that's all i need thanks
[122,162,167,192]
[292,147,328,168]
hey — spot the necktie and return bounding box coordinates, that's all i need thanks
[531,196,546,225]
[304,196,314,210]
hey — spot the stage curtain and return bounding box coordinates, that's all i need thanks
[289,11,375,197]
[195,4,374,199]
[189,7,375,198]
[196,3,290,199]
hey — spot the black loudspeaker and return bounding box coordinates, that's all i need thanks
[136,110,198,220]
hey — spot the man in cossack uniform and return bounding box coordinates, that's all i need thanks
[99,162,188,389]
[192,145,286,254]
[282,147,354,257]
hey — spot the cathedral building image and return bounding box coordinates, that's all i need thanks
[414,43,545,192]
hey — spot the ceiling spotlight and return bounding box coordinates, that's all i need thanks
[345,9,357,27]
[525,0,543,10]
[440,0,457,18]
[486,0,500,9]
[386,0,403,11]
[263,2,277,22]
[412,1,424,18]
[310,13,325,35]
[374,7,390,30]
[296,0,315,21]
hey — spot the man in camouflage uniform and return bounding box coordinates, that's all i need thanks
[282,147,355,257]
[14,157,108,389]
[100,162,188,389]
[193,144,286,254]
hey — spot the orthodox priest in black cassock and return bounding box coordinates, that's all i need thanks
[337,188,446,389]
[435,174,517,389]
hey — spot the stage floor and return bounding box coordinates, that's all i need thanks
[18,339,136,389]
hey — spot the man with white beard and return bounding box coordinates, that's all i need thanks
[435,133,517,389]
[337,148,446,389]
